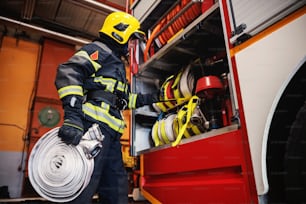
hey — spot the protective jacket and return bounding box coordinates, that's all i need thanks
[55,39,154,134]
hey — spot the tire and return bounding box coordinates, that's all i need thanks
[284,101,306,203]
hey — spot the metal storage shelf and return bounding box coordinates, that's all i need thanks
[139,124,239,154]
[137,3,223,80]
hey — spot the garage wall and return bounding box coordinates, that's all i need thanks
[0,36,40,198]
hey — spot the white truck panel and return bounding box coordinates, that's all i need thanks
[131,0,162,24]
[235,14,306,195]
[228,0,303,41]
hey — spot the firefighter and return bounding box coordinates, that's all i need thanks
[55,11,157,203]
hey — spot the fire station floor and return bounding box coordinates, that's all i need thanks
[0,196,150,204]
[0,184,150,204]
[0,178,151,204]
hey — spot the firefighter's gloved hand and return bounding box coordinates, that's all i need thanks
[59,95,84,145]
[58,121,84,145]
[142,92,159,105]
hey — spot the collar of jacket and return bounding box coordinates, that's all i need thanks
[95,34,128,58]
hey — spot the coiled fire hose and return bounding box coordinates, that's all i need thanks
[28,124,104,203]
[153,65,195,113]
[152,95,209,147]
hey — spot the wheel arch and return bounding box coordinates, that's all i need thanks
[264,56,306,201]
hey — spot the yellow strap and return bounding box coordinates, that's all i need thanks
[176,105,192,138]
[183,129,191,138]
[172,96,199,146]
[190,124,202,135]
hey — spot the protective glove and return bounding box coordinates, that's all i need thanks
[58,95,84,145]
[140,92,159,106]
[58,120,83,145]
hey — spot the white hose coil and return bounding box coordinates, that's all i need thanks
[151,120,162,146]
[155,114,177,144]
[157,120,166,143]
[28,124,104,203]
[163,114,176,142]
[179,64,194,98]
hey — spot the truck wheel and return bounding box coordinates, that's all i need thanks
[284,101,306,203]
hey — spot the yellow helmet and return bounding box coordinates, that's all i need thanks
[99,11,145,45]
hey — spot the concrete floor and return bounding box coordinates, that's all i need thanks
[0,178,151,204]
[0,197,151,204]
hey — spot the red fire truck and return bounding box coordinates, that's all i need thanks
[128,0,305,203]
[0,0,304,203]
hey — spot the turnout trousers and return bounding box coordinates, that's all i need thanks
[66,120,128,204]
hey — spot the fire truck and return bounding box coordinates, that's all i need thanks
[128,0,305,203]
[0,0,305,203]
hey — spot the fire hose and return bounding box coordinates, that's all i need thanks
[152,95,209,147]
[28,124,104,203]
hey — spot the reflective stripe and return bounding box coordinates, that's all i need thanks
[172,71,183,99]
[93,76,127,93]
[94,76,116,92]
[83,102,125,133]
[58,85,83,98]
[63,120,84,131]
[75,50,101,71]
[100,101,110,111]
[128,93,137,109]
[116,81,127,92]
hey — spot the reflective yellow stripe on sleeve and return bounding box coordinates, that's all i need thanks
[128,93,137,109]
[58,85,83,98]
[75,50,101,71]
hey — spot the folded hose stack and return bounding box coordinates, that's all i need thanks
[153,64,195,113]
[156,0,202,46]
[144,0,214,61]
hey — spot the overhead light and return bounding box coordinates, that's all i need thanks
[22,0,36,20]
